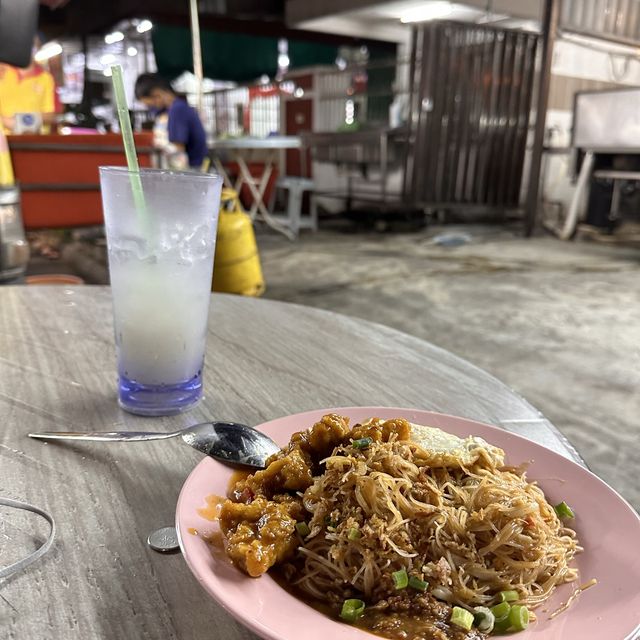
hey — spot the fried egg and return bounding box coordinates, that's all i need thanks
[409,422,504,468]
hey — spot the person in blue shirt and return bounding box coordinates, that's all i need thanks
[134,73,208,170]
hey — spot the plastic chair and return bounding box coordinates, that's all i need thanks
[269,176,316,239]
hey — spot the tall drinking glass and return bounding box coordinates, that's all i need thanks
[99,167,222,416]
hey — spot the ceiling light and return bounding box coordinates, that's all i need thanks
[137,19,153,33]
[127,46,138,57]
[105,31,124,44]
[103,68,112,77]
[400,2,453,23]
[277,54,290,68]
[100,53,116,66]
[34,41,62,63]
[294,87,304,98]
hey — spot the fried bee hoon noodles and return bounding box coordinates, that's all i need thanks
[218,415,580,638]
[296,437,578,609]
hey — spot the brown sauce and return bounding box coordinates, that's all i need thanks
[197,494,226,521]
[196,472,251,524]
[356,610,485,640]
[272,569,485,640]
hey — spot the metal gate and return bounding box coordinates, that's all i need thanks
[405,22,539,210]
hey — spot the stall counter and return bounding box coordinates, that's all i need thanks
[8,133,157,229]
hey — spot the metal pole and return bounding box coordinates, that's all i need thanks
[143,36,149,73]
[189,0,204,116]
[80,35,89,111]
[524,0,560,236]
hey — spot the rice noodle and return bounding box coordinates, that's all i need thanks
[548,578,597,619]
[293,437,579,610]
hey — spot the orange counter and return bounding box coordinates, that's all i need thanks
[8,133,157,229]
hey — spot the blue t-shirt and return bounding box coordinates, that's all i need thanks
[167,98,207,168]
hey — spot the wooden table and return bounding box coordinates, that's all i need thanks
[0,286,582,639]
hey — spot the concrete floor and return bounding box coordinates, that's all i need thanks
[257,224,640,511]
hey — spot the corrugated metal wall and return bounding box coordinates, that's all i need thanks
[561,0,640,41]
[406,22,539,209]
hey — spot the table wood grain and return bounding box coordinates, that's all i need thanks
[0,286,581,640]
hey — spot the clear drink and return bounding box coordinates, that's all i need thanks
[99,167,222,416]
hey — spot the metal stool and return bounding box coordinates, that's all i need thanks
[270,176,316,239]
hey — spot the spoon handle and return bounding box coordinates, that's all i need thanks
[28,430,180,442]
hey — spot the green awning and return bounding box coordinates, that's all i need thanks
[152,24,395,83]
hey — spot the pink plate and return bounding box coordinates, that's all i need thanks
[176,407,640,640]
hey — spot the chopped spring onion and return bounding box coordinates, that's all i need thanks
[408,576,428,592]
[353,437,373,449]
[324,516,338,528]
[554,501,575,519]
[340,599,366,623]
[489,601,511,621]
[473,607,495,634]
[493,615,513,634]
[450,606,474,631]
[347,527,361,541]
[498,589,519,603]
[508,605,530,631]
[295,522,310,537]
[392,569,408,590]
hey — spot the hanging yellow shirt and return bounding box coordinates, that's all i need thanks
[0,64,58,133]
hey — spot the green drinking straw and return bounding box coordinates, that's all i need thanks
[110,64,147,217]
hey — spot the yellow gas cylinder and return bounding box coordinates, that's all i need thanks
[212,189,265,296]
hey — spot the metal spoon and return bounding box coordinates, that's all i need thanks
[28,421,281,469]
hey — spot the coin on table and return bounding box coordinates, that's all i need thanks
[147,526,180,553]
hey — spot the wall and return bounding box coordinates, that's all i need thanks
[542,37,640,219]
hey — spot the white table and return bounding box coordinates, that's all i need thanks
[209,136,304,240]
